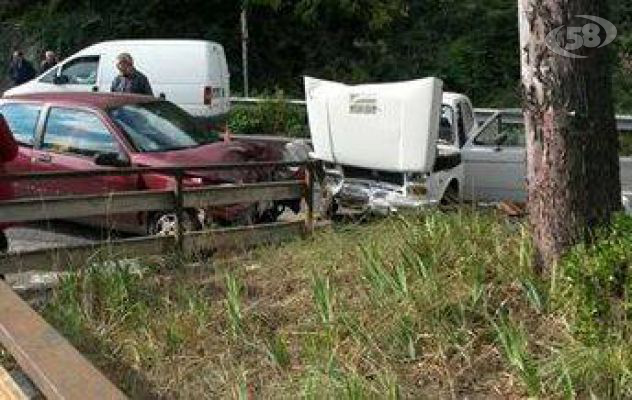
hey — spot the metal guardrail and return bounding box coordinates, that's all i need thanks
[0,280,128,399]
[0,161,316,273]
[230,97,632,131]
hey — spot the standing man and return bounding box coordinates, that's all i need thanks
[40,50,59,72]
[8,51,36,86]
[110,53,153,96]
[0,114,18,252]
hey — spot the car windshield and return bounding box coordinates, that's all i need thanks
[108,101,219,152]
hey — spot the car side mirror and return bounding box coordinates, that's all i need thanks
[94,152,130,167]
[53,75,69,85]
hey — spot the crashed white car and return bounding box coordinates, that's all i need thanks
[304,76,632,216]
[305,77,472,215]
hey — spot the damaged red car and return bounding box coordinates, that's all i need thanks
[0,92,301,235]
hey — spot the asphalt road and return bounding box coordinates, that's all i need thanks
[5,221,114,253]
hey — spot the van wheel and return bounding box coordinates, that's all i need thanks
[441,183,460,206]
[148,211,201,236]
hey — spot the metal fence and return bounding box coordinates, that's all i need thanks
[0,161,317,274]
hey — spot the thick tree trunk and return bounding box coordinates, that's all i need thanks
[518,0,621,268]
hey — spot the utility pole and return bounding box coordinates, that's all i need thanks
[241,5,249,98]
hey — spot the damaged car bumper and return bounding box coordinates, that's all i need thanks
[324,169,437,215]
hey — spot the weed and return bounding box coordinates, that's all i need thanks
[264,334,291,369]
[312,272,334,326]
[492,314,541,396]
[225,273,244,337]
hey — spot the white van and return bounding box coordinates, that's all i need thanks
[3,39,230,118]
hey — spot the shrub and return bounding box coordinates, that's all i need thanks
[227,91,308,137]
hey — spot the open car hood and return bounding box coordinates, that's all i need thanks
[304,77,443,173]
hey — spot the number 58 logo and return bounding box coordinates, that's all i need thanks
[545,15,617,58]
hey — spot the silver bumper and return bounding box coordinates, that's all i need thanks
[333,179,437,215]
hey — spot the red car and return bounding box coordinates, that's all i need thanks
[0,92,300,235]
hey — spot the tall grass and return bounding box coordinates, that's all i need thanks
[41,211,632,398]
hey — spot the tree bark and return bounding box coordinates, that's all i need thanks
[518,0,621,269]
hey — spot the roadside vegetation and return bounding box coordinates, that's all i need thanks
[41,210,632,399]
[227,91,308,138]
[2,1,630,112]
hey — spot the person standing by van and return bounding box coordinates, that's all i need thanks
[110,53,153,96]
[40,50,59,72]
[8,51,36,86]
[0,114,18,252]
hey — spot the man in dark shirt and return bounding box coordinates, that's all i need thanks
[8,51,36,86]
[40,50,59,73]
[110,53,153,96]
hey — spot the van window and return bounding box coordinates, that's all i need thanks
[42,108,117,156]
[0,103,41,145]
[439,105,455,145]
[474,117,501,146]
[60,56,99,85]
[461,102,474,135]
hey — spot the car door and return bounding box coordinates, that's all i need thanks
[0,102,44,198]
[34,106,140,229]
[50,56,101,93]
[461,116,527,202]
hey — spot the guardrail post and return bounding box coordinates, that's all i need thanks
[305,163,315,234]
[174,171,184,253]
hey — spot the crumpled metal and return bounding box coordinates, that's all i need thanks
[329,178,436,215]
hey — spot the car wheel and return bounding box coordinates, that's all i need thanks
[0,231,8,253]
[255,203,284,224]
[148,211,201,236]
[441,183,460,206]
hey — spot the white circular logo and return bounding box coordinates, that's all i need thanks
[545,15,617,58]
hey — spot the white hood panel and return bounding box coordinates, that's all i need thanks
[304,77,443,173]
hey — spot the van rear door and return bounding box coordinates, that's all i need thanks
[204,44,230,116]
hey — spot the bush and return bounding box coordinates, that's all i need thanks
[227,91,308,138]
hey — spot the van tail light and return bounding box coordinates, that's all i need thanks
[204,86,213,105]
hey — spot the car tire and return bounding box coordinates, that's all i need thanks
[0,231,7,253]
[148,211,201,236]
[255,203,284,224]
[441,183,460,206]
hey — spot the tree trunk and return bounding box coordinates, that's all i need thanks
[518,0,621,268]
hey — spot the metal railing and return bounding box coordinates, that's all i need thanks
[0,279,128,399]
[230,97,632,131]
[0,161,317,274]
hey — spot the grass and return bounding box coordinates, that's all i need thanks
[39,210,632,399]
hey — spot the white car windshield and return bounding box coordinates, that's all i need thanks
[108,101,219,152]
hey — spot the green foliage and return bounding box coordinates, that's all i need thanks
[492,314,541,396]
[2,0,630,110]
[227,91,308,136]
[225,273,244,337]
[311,272,334,326]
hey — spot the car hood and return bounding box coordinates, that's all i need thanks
[131,140,284,183]
[305,76,442,173]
